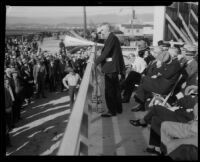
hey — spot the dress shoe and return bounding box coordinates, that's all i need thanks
[121,98,130,103]
[117,110,123,114]
[35,96,40,99]
[146,147,161,155]
[101,112,116,117]
[129,120,147,127]
[131,104,145,112]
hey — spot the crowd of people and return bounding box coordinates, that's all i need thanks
[5,24,198,159]
[5,36,91,148]
[120,40,198,159]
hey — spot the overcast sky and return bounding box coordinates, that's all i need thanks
[6,6,154,17]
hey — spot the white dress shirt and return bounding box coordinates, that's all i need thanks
[131,56,147,73]
[63,73,80,86]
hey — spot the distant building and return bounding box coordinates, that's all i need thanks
[117,24,153,37]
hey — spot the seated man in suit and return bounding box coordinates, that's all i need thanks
[132,51,182,112]
[121,46,163,103]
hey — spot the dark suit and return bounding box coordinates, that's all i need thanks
[136,59,182,103]
[48,63,56,92]
[33,64,47,97]
[12,72,24,122]
[95,32,125,114]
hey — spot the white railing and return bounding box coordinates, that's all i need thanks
[57,46,95,155]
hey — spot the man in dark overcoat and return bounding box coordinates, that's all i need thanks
[33,59,47,98]
[95,23,125,117]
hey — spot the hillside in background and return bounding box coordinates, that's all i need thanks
[6,13,154,28]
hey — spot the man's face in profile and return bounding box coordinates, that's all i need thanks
[101,25,110,39]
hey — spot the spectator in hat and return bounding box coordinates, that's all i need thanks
[62,67,81,109]
[11,69,24,122]
[132,51,182,112]
[143,46,164,77]
[59,39,66,54]
[4,75,14,130]
[21,64,34,103]
[48,59,56,92]
[59,57,66,92]
[5,76,13,147]
[33,59,47,98]
[157,40,170,51]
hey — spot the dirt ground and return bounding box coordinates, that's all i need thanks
[6,91,71,156]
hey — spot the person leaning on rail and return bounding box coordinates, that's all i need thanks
[94,22,125,117]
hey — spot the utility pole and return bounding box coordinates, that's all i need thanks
[83,6,87,39]
[131,7,135,37]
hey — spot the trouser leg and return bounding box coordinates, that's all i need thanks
[123,71,141,95]
[36,82,40,97]
[6,111,13,130]
[149,116,162,147]
[104,73,122,114]
[69,86,76,108]
[40,80,46,97]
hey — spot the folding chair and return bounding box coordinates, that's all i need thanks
[148,74,183,108]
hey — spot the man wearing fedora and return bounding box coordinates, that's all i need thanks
[33,59,47,99]
[59,39,66,55]
[94,23,125,117]
[132,51,182,112]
